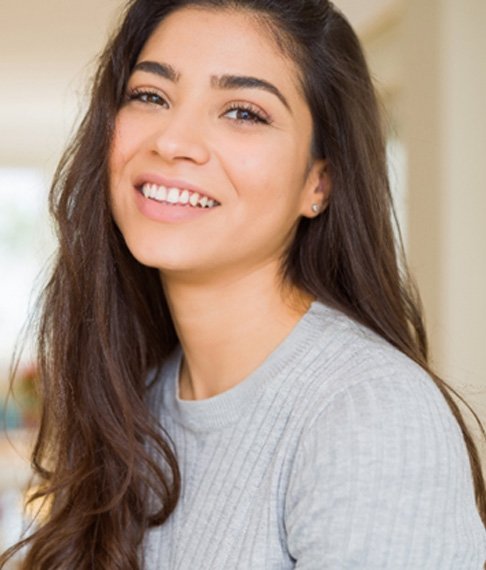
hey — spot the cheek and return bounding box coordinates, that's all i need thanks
[222,135,306,207]
[223,131,284,175]
[109,127,126,188]
[109,113,143,181]
[108,117,140,226]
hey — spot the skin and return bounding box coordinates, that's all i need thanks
[109,7,331,400]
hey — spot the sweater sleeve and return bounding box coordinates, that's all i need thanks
[284,370,486,569]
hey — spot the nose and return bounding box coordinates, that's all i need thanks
[149,106,211,165]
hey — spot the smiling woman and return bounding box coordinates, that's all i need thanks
[1,1,486,569]
[110,7,325,282]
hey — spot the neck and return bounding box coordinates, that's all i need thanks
[161,261,314,400]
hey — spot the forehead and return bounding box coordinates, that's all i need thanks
[137,7,303,94]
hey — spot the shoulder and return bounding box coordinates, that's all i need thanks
[294,302,450,428]
[288,302,474,515]
[290,302,465,468]
[283,305,486,568]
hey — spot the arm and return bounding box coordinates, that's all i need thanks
[284,372,486,569]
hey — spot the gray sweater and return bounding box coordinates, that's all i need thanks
[144,301,486,569]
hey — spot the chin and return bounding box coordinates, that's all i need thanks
[123,239,204,274]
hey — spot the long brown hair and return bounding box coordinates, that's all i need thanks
[2,0,485,567]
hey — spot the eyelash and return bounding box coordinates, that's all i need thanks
[223,103,271,125]
[125,88,272,126]
[126,88,167,107]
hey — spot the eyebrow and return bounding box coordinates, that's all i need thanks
[132,60,292,113]
[133,61,180,82]
[211,74,291,113]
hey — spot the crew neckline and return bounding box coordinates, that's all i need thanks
[160,300,331,432]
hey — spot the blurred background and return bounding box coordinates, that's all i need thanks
[0,0,485,556]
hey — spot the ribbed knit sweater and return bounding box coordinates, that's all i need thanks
[144,300,486,569]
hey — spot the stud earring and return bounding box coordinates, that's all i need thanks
[311,203,321,214]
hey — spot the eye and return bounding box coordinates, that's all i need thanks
[224,103,271,125]
[125,88,168,108]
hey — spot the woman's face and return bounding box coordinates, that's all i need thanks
[109,6,326,283]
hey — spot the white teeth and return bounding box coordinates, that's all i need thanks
[155,186,167,201]
[142,183,218,208]
[180,189,190,204]
[167,187,180,204]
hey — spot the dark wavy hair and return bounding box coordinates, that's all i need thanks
[2,0,485,568]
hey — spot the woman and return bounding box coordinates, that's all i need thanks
[2,0,485,568]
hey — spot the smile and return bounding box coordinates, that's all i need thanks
[141,183,220,209]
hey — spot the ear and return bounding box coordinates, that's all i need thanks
[300,158,332,219]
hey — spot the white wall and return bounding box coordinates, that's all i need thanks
[363,0,486,456]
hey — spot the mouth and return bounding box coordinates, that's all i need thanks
[137,182,221,209]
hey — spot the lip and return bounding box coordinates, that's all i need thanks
[134,190,217,223]
[133,172,219,203]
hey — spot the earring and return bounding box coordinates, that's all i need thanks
[311,203,321,214]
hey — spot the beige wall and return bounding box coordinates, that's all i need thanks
[364,1,486,455]
[439,0,486,407]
